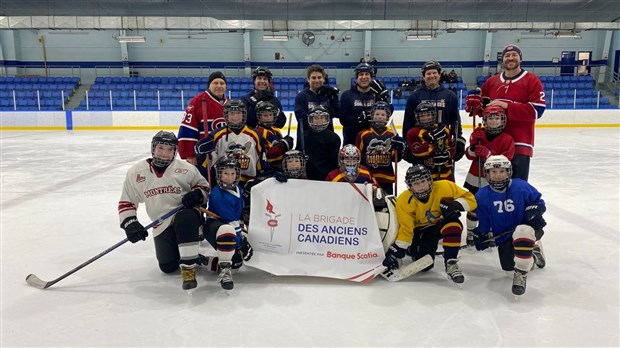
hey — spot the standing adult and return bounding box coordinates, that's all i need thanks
[339,62,388,145]
[294,65,340,142]
[467,44,546,181]
[402,61,465,165]
[178,71,228,170]
[240,66,287,129]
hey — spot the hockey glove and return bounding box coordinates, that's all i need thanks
[121,217,147,243]
[383,244,406,270]
[356,110,369,125]
[432,151,451,166]
[194,135,215,156]
[280,135,294,151]
[238,232,253,261]
[473,232,491,251]
[426,126,447,145]
[390,135,407,154]
[318,85,340,99]
[454,136,466,162]
[369,80,388,101]
[524,204,547,230]
[249,90,274,105]
[465,90,483,117]
[182,189,204,208]
[474,145,491,159]
[470,126,487,145]
[273,171,288,183]
[439,198,464,219]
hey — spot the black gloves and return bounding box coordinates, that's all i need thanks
[273,171,288,183]
[439,198,464,219]
[182,189,204,208]
[426,126,447,144]
[454,136,466,162]
[318,85,340,98]
[195,135,215,155]
[238,233,253,261]
[473,232,491,251]
[382,244,406,270]
[369,80,388,102]
[121,217,147,243]
[391,135,406,153]
[249,90,274,105]
[432,151,451,166]
[524,204,547,230]
[279,135,294,151]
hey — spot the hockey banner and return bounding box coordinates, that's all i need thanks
[247,179,385,282]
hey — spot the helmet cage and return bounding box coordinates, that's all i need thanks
[484,155,512,191]
[224,100,247,131]
[338,145,361,181]
[405,164,433,200]
[151,131,178,167]
[282,150,307,178]
[215,157,241,190]
[483,107,507,135]
[308,107,330,132]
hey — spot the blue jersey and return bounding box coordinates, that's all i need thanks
[474,179,544,244]
[207,185,243,224]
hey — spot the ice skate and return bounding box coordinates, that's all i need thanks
[512,269,528,296]
[180,264,197,290]
[217,262,234,291]
[445,259,465,285]
[533,241,546,269]
[466,229,475,247]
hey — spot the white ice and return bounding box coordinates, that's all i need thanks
[1,128,618,347]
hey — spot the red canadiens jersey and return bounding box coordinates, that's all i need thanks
[481,71,546,156]
[178,91,226,159]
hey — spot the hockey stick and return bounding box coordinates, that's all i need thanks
[286,112,293,137]
[435,228,514,255]
[25,206,185,289]
[381,254,433,282]
[298,115,306,152]
[388,118,399,194]
[201,98,213,186]
[197,206,220,219]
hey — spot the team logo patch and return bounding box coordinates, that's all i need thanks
[174,168,188,174]
[366,138,391,168]
[136,174,146,183]
[226,141,252,170]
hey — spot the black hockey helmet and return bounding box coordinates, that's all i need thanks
[215,156,241,190]
[151,130,178,167]
[252,66,272,81]
[282,149,308,179]
[369,101,394,128]
[224,99,247,131]
[354,62,374,77]
[405,164,433,201]
[414,102,437,129]
[255,100,279,128]
[307,105,330,132]
[421,60,442,75]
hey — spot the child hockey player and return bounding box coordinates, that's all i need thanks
[463,105,515,246]
[355,101,405,195]
[296,105,341,181]
[254,100,294,169]
[118,131,210,290]
[405,103,455,181]
[383,164,476,285]
[473,155,546,296]
[325,144,379,186]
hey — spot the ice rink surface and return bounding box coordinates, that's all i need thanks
[1,128,618,347]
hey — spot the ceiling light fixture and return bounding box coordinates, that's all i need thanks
[116,35,146,43]
[406,34,432,41]
[262,34,289,41]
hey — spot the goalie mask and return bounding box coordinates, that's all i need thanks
[282,150,307,179]
[338,144,361,182]
[414,102,437,130]
[405,164,433,201]
[255,101,278,128]
[215,156,241,190]
[224,99,247,131]
[482,105,507,135]
[307,106,330,133]
[484,155,512,191]
[369,101,393,129]
[151,130,178,168]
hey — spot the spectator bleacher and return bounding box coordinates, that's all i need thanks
[476,74,616,109]
[76,76,326,111]
[0,76,79,111]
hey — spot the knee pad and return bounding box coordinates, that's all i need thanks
[159,261,179,274]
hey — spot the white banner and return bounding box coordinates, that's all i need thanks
[247,179,385,282]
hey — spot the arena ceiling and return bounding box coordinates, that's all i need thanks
[1,0,619,29]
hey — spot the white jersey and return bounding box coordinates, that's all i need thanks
[209,125,267,182]
[118,158,210,237]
